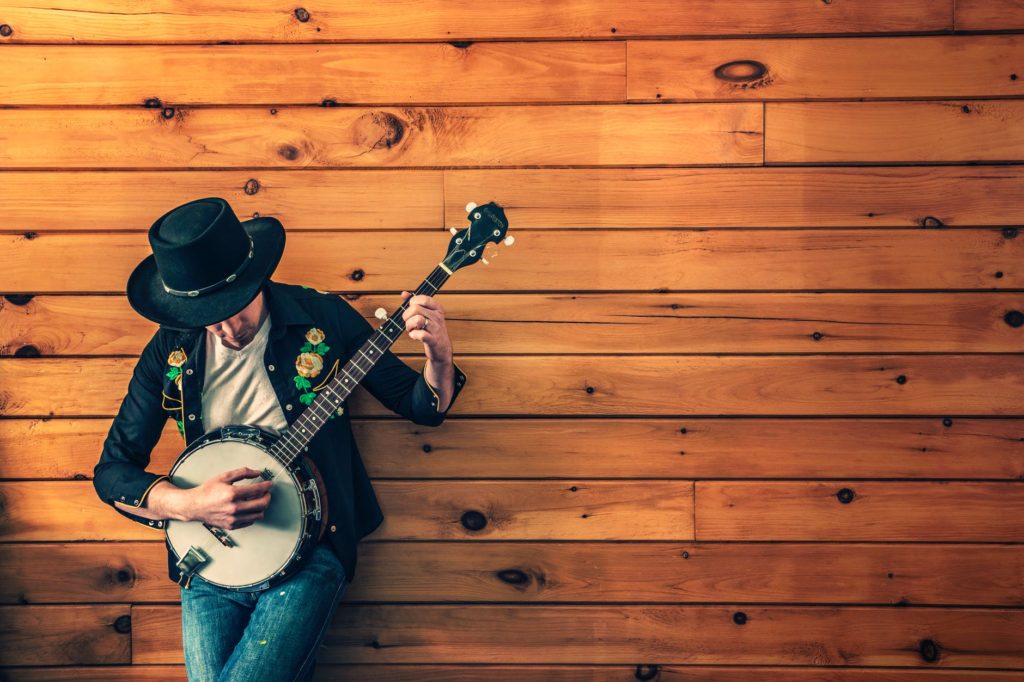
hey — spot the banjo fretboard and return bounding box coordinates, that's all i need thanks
[270,265,451,465]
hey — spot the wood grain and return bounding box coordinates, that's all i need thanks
[2,355,1023,417]
[5,292,1024,357]
[2,229,1020,293]
[0,42,625,106]
[0,0,954,42]
[3,417,1021,482]
[0,605,130,665]
[4,541,1021,607]
[131,603,1024,666]
[627,35,1024,101]
[2,167,1022,231]
[955,1,1024,31]
[695,481,1024,541]
[0,480,694,541]
[766,101,1024,164]
[0,104,763,168]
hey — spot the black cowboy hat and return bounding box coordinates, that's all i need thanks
[126,197,285,330]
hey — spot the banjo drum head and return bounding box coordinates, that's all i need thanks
[166,436,306,589]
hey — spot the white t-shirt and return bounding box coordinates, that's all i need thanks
[201,310,289,436]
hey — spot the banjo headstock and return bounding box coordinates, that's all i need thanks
[442,201,513,272]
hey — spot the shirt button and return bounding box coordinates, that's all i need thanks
[330,524,337,532]
[188,414,196,421]
[268,364,275,372]
[185,368,193,375]
[285,404,293,411]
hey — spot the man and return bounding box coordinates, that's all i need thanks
[92,196,467,681]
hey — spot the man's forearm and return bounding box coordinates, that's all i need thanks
[113,480,190,521]
[423,358,455,412]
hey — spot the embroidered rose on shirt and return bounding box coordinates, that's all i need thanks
[295,352,323,378]
[164,347,188,437]
[294,326,332,407]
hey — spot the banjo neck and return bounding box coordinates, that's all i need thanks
[270,264,452,465]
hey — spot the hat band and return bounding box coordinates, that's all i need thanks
[161,236,255,298]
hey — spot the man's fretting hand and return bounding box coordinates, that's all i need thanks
[400,291,455,411]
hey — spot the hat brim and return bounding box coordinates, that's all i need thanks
[126,216,285,330]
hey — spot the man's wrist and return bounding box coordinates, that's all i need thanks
[141,480,190,521]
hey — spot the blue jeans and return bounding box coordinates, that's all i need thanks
[179,540,349,682]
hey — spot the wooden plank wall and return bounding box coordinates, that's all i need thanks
[1,1,1023,679]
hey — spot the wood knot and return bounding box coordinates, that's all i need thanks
[495,568,530,587]
[350,268,364,282]
[14,345,40,357]
[294,7,310,22]
[918,638,941,663]
[460,510,487,531]
[449,41,473,49]
[836,487,855,504]
[143,98,162,108]
[4,294,33,306]
[161,107,175,119]
[0,24,13,37]
[920,216,944,228]
[421,444,432,453]
[1004,310,1024,328]
[355,112,405,151]
[244,178,260,195]
[113,614,132,634]
[732,611,748,625]
[1002,227,1018,239]
[714,60,772,89]
[278,144,300,161]
[942,418,953,427]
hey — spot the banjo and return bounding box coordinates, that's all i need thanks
[166,201,510,591]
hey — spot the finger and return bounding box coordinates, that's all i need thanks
[235,495,271,513]
[234,480,273,500]
[410,295,441,311]
[408,329,435,344]
[221,467,261,483]
[404,313,428,331]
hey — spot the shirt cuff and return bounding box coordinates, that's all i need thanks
[107,472,171,526]
[419,361,467,416]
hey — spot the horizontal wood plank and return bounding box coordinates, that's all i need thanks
[695,481,1024,541]
[5,292,1024,357]
[0,42,625,106]
[766,101,1024,164]
[131,604,1024,666]
[0,480,694,541]
[6,666,1019,681]
[4,541,1021,606]
[2,417,1022,482]
[2,167,1022,230]
[955,0,1024,31]
[0,0,954,42]
[2,355,1022,418]
[0,605,130,665]
[627,35,1024,101]
[0,104,763,169]
[2,229,1021,293]
[0,170,444,231]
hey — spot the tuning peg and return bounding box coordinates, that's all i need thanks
[504,235,515,246]
[465,202,477,213]
[449,226,458,235]
[374,307,388,320]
